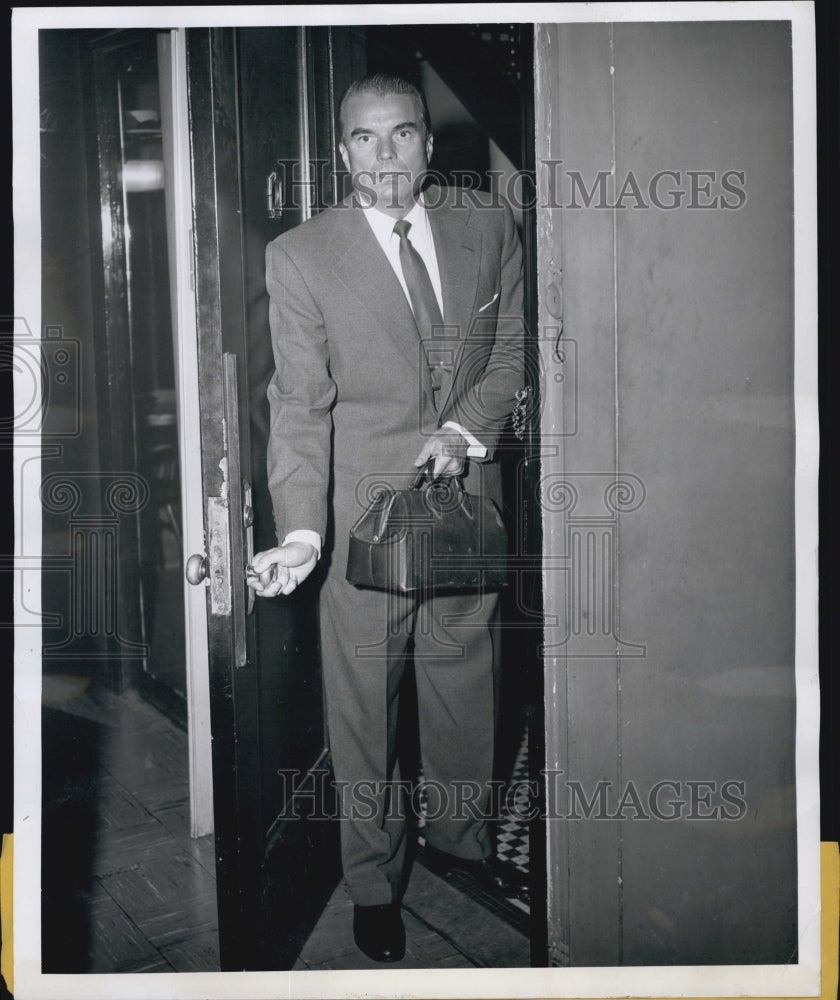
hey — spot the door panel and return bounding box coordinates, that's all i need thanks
[535,21,797,967]
[236,26,327,821]
[186,28,253,968]
[612,21,796,966]
[185,26,354,970]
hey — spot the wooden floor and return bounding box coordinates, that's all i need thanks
[41,679,530,973]
[42,678,220,973]
[296,865,529,970]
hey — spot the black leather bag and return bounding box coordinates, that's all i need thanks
[346,462,508,592]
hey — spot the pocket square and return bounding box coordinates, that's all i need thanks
[478,291,500,313]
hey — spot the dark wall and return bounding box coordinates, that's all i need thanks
[39,31,107,970]
[39,30,105,666]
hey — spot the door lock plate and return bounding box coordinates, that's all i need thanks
[206,495,231,616]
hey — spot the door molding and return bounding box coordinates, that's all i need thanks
[158,28,214,839]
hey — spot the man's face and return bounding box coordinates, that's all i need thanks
[339,91,433,218]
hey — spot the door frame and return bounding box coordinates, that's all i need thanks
[158,28,214,839]
[79,26,214,835]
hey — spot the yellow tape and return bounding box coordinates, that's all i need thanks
[0,833,12,996]
[813,840,839,1000]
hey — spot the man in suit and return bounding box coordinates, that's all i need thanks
[248,73,525,963]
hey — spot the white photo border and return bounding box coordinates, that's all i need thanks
[12,3,820,998]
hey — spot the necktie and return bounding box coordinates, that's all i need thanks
[393,219,450,401]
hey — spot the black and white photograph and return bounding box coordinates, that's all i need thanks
[8,3,824,997]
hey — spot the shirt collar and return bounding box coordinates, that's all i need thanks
[361,193,428,245]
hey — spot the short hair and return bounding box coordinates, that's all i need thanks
[337,73,432,140]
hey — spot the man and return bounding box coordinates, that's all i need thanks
[247,73,525,963]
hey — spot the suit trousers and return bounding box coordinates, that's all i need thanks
[319,570,501,906]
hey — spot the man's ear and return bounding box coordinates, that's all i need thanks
[425,132,434,164]
[338,141,350,172]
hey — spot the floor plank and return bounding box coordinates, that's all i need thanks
[99,850,218,947]
[297,869,529,971]
[47,684,531,973]
[92,818,177,877]
[159,928,222,973]
[86,894,173,974]
[402,864,531,968]
[44,684,222,974]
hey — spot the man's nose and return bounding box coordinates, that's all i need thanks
[377,137,395,160]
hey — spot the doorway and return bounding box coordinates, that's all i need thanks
[184,23,543,970]
[39,21,545,973]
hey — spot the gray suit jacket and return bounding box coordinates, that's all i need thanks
[265,184,525,553]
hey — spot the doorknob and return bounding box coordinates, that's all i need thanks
[185,553,208,585]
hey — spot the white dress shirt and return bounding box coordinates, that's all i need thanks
[361,198,488,454]
[283,196,486,556]
[361,197,444,316]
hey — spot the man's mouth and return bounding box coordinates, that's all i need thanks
[374,170,410,184]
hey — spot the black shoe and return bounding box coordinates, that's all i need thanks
[423,843,529,898]
[353,903,405,963]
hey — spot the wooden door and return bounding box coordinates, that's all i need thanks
[183,26,358,970]
[534,20,798,967]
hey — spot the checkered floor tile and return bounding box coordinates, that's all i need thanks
[415,725,531,929]
[494,732,530,875]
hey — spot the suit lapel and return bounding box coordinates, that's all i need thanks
[323,191,483,416]
[428,194,482,331]
[427,191,482,415]
[325,203,437,411]
[326,204,416,346]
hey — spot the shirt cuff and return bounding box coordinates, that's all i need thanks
[282,529,322,558]
[443,420,489,460]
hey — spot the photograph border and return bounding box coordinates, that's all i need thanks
[11,3,822,998]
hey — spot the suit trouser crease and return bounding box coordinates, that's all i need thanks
[319,568,499,906]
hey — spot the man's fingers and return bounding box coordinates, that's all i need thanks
[415,445,464,477]
[415,440,449,470]
[251,543,313,574]
[249,547,282,575]
[249,543,316,574]
[247,542,317,599]
[246,563,287,595]
[275,541,317,567]
[436,460,464,477]
[415,429,468,472]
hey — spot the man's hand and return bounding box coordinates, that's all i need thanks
[246,541,318,597]
[414,427,469,478]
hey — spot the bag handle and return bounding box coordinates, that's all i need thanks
[411,458,467,491]
[411,458,438,489]
[412,459,474,520]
